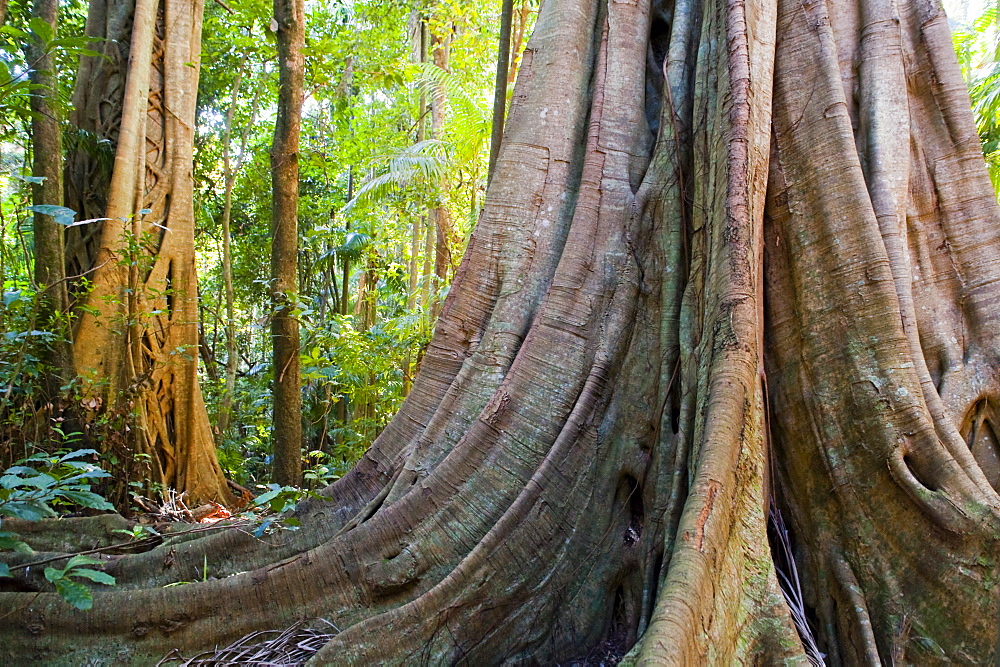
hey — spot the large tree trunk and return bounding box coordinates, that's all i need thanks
[63,0,234,506]
[2,0,998,662]
[764,0,1000,659]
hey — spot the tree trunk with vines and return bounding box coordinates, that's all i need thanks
[269,0,305,487]
[63,0,234,505]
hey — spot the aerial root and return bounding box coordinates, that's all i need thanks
[831,553,880,665]
[767,505,824,666]
[887,446,977,534]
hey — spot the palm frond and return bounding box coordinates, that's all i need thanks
[344,140,448,212]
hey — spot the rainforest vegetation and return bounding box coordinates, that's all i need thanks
[0,0,999,661]
[0,0,517,494]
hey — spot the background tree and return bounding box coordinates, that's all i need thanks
[190,0,502,479]
[269,0,305,486]
[0,0,90,455]
[487,0,512,180]
[214,40,262,441]
[188,0,274,457]
[28,0,72,387]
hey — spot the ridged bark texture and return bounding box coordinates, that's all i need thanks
[1,0,998,662]
[764,0,1000,660]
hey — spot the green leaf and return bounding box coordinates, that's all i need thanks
[64,555,105,569]
[0,26,26,40]
[0,501,56,521]
[2,290,22,307]
[58,449,99,461]
[341,232,371,256]
[59,460,102,470]
[15,473,57,489]
[252,486,281,507]
[20,452,55,463]
[56,469,111,484]
[53,578,93,610]
[27,205,76,226]
[55,490,114,511]
[69,568,116,586]
[28,17,53,44]
[11,174,45,184]
[0,563,9,578]
[0,474,23,489]
[0,531,32,553]
[2,466,40,476]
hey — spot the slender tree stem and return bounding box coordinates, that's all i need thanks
[487,0,514,182]
[270,0,305,486]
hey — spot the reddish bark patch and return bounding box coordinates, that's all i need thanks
[694,481,722,551]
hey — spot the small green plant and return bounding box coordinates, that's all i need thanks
[113,523,160,541]
[247,484,318,537]
[42,555,116,610]
[0,449,118,607]
[0,448,114,521]
[302,450,349,489]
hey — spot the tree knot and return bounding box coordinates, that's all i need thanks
[364,545,424,595]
